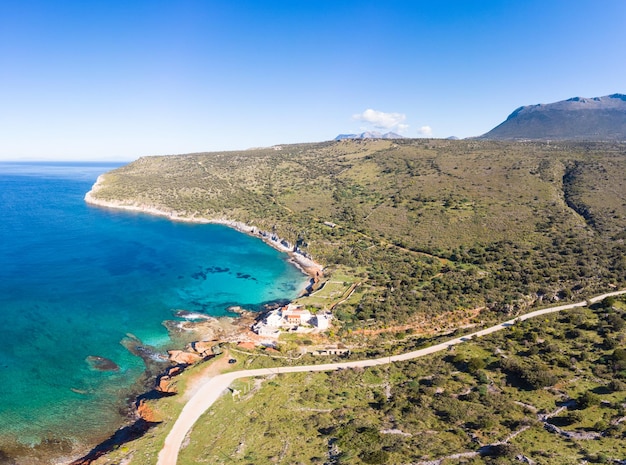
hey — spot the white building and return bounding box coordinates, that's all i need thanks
[314,313,331,330]
[282,306,312,326]
[264,310,283,327]
[253,304,320,336]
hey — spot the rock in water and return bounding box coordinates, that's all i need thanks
[85,355,120,372]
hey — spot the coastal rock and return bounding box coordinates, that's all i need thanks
[154,364,188,393]
[173,309,213,320]
[156,375,176,393]
[121,334,169,366]
[167,349,203,365]
[190,340,215,356]
[136,399,160,423]
[167,366,183,377]
[85,355,120,372]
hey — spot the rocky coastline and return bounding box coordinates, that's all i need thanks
[61,179,326,464]
[84,176,323,281]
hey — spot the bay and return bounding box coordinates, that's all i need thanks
[0,161,306,455]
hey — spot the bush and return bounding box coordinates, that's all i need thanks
[486,443,520,459]
[608,379,626,392]
[613,348,626,361]
[360,450,390,464]
[566,410,583,424]
[577,391,601,409]
[468,357,487,373]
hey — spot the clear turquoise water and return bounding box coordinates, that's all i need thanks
[0,162,306,449]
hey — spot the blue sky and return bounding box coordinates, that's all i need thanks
[1,1,625,161]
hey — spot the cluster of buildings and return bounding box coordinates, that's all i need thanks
[253,303,331,337]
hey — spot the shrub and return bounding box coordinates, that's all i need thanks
[360,450,390,464]
[577,391,601,409]
[468,357,486,373]
[608,379,626,392]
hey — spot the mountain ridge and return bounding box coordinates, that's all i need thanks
[480,93,626,141]
[334,131,405,140]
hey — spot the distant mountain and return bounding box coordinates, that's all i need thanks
[334,131,405,141]
[480,93,626,141]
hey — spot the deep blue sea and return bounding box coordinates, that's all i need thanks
[0,162,306,452]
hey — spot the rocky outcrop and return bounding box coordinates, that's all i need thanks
[155,366,185,393]
[155,341,218,393]
[136,399,160,423]
[190,340,215,356]
[167,350,203,365]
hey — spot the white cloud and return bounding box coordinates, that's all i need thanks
[417,125,432,136]
[353,109,407,131]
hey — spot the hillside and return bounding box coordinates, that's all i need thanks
[90,295,626,465]
[480,94,626,141]
[87,139,626,329]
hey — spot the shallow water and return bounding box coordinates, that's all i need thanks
[0,162,306,452]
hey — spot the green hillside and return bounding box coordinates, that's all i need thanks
[90,139,626,329]
[90,295,626,465]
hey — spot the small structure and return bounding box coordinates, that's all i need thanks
[264,311,283,328]
[312,346,350,356]
[256,325,280,337]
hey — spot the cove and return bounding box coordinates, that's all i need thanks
[0,161,307,459]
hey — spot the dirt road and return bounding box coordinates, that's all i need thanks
[157,290,625,465]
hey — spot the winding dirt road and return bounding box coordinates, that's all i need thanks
[157,290,625,465]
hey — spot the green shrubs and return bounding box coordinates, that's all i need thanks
[91,139,626,329]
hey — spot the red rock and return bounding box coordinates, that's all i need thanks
[156,375,176,393]
[168,350,203,365]
[136,399,160,422]
[167,366,183,377]
[237,341,256,350]
[191,340,214,355]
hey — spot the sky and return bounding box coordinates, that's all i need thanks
[1,1,625,161]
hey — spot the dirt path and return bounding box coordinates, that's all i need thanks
[157,290,626,465]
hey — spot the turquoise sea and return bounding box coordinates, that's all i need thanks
[0,162,306,457]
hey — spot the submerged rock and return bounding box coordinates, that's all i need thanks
[172,309,213,320]
[85,356,120,372]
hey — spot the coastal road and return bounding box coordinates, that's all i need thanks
[157,290,626,465]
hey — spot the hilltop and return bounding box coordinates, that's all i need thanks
[480,94,626,141]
